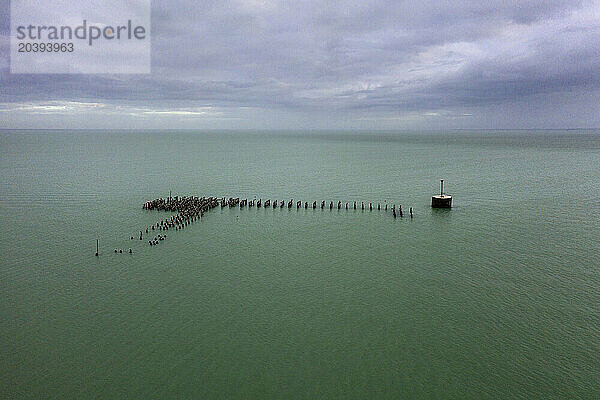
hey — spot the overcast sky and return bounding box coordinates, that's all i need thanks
[1,0,600,130]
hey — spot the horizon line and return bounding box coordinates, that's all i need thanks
[1,127,599,132]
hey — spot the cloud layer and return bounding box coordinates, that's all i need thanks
[1,0,600,129]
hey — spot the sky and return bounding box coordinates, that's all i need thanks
[1,0,600,130]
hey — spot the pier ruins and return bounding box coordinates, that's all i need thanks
[102,179,451,256]
[102,195,415,254]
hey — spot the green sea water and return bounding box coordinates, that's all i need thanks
[1,130,599,399]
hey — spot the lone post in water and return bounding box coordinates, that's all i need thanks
[431,179,452,208]
[95,239,99,256]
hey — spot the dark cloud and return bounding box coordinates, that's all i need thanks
[1,0,599,128]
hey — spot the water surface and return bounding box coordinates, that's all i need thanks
[1,130,599,399]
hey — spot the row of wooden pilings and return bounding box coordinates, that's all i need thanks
[144,195,413,215]
[102,195,414,255]
[218,196,413,218]
[142,196,413,241]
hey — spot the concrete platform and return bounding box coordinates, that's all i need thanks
[432,195,452,208]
